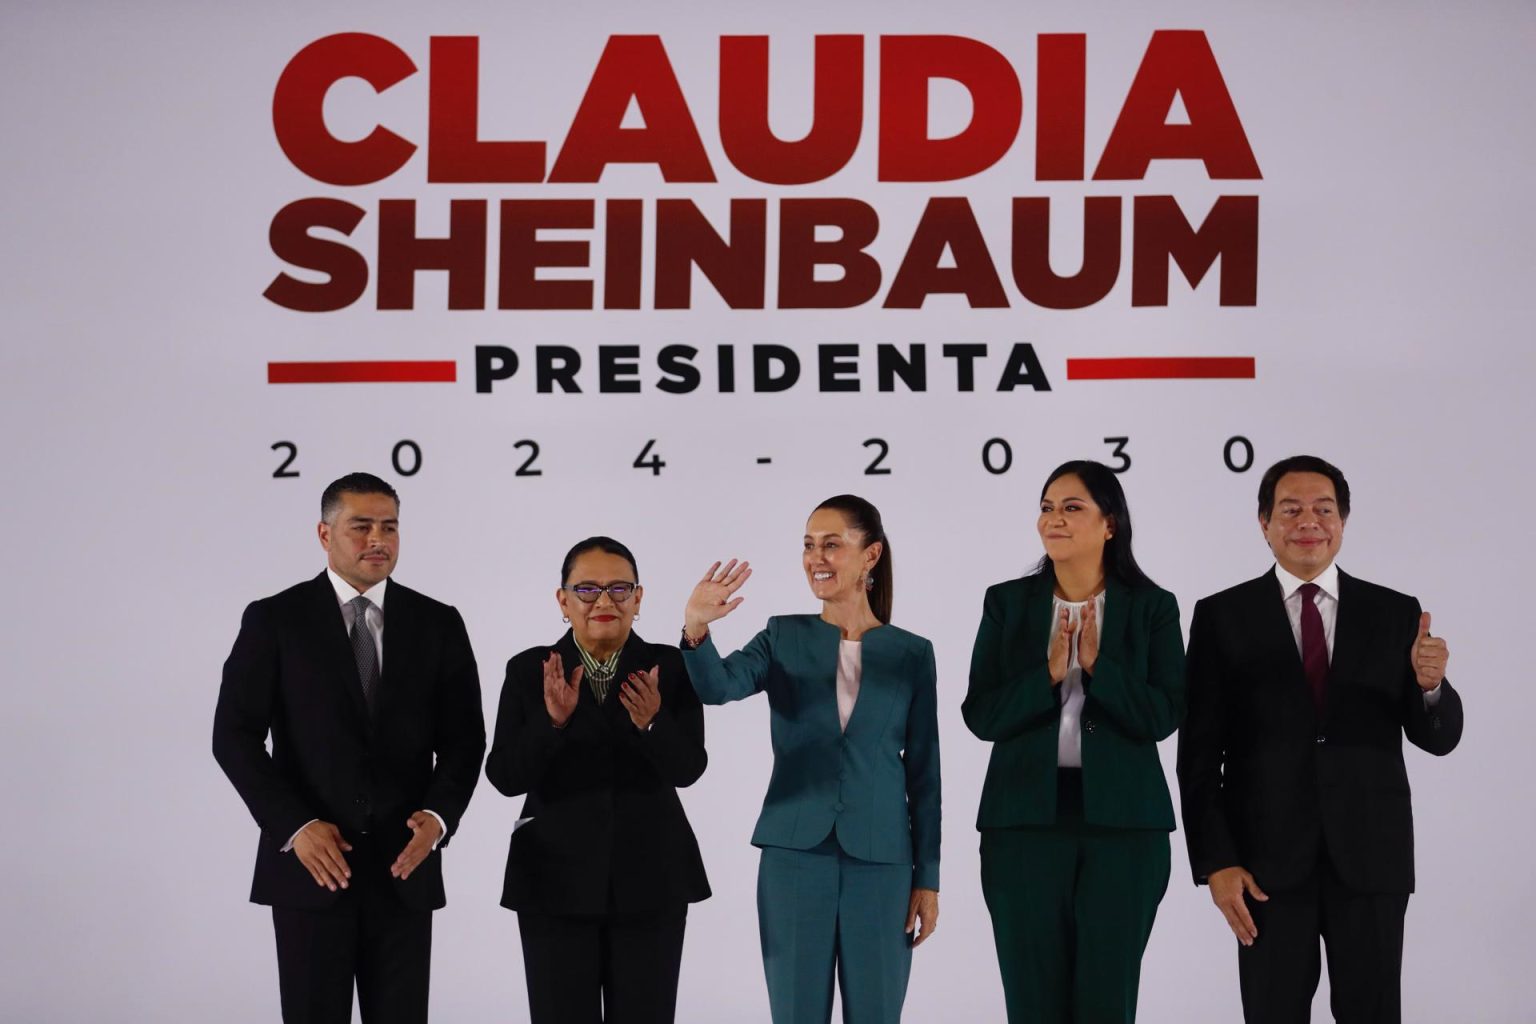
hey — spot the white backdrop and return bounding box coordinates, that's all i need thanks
[3,1,1534,1021]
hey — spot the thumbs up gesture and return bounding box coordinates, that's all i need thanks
[1412,611,1449,691]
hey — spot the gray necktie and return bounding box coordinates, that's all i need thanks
[349,596,379,712]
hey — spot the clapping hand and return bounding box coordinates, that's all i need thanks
[1412,612,1448,691]
[620,666,662,731]
[543,652,583,728]
[1047,607,1076,685]
[684,559,752,642]
[1077,600,1099,676]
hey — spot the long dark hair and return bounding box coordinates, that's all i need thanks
[814,494,893,623]
[1031,460,1156,588]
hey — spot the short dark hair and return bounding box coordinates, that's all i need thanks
[813,494,893,623]
[560,536,640,585]
[1031,460,1157,589]
[320,473,399,523]
[1257,455,1351,521]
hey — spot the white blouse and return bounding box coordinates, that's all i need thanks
[837,639,862,732]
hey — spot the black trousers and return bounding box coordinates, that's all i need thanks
[1238,853,1408,1024]
[517,906,688,1024]
[271,839,433,1024]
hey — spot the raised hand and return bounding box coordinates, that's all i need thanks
[1047,607,1076,685]
[620,665,663,731]
[1078,600,1100,676]
[1412,611,1449,691]
[542,652,583,728]
[1208,865,1268,946]
[292,820,352,892]
[684,559,752,641]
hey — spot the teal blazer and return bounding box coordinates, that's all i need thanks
[686,615,941,890]
[962,575,1185,831]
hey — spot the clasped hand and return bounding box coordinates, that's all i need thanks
[1047,602,1099,684]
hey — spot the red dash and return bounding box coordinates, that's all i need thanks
[1067,357,1255,380]
[267,361,457,384]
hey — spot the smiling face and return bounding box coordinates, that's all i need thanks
[317,491,399,593]
[556,549,642,656]
[1261,471,1345,580]
[803,507,881,605]
[1037,473,1113,571]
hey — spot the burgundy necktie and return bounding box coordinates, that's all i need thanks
[1298,582,1328,715]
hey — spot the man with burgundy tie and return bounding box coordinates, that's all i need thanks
[214,472,485,1023]
[1177,455,1462,1023]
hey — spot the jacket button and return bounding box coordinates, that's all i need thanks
[1315,735,1327,745]
[834,802,845,813]
[1084,720,1095,733]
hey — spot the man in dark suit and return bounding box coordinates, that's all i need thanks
[1177,455,1462,1024]
[213,472,485,1024]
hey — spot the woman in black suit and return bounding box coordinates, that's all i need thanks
[486,536,710,1024]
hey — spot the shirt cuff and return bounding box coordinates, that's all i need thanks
[282,819,319,853]
[1423,683,1443,707]
[424,809,447,850]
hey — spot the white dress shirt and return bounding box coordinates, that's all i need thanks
[329,568,386,672]
[836,639,862,732]
[1052,591,1105,768]
[285,571,445,852]
[1273,562,1440,706]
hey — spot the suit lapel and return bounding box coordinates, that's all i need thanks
[843,627,897,738]
[1023,573,1055,662]
[1252,568,1318,720]
[307,572,370,726]
[375,580,414,724]
[1326,569,1366,720]
[1100,576,1128,661]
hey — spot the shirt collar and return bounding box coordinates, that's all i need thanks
[573,636,623,675]
[1274,561,1339,603]
[327,567,388,610]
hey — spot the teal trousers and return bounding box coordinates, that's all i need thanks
[980,770,1170,1024]
[757,835,913,1024]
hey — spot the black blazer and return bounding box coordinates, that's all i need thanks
[486,631,710,917]
[213,573,486,911]
[1177,568,1463,894]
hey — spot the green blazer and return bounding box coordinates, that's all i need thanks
[685,615,941,891]
[962,574,1185,831]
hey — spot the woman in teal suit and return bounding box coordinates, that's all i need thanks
[963,460,1185,1024]
[681,494,940,1024]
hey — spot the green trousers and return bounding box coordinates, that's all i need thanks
[757,835,913,1024]
[980,770,1170,1024]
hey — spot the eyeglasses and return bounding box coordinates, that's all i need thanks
[564,582,638,603]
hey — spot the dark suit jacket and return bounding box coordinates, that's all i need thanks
[963,574,1186,831]
[1177,567,1463,894]
[685,615,941,891]
[485,631,710,918]
[213,573,486,911]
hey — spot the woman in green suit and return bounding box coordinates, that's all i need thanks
[963,460,1185,1024]
[680,494,940,1024]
